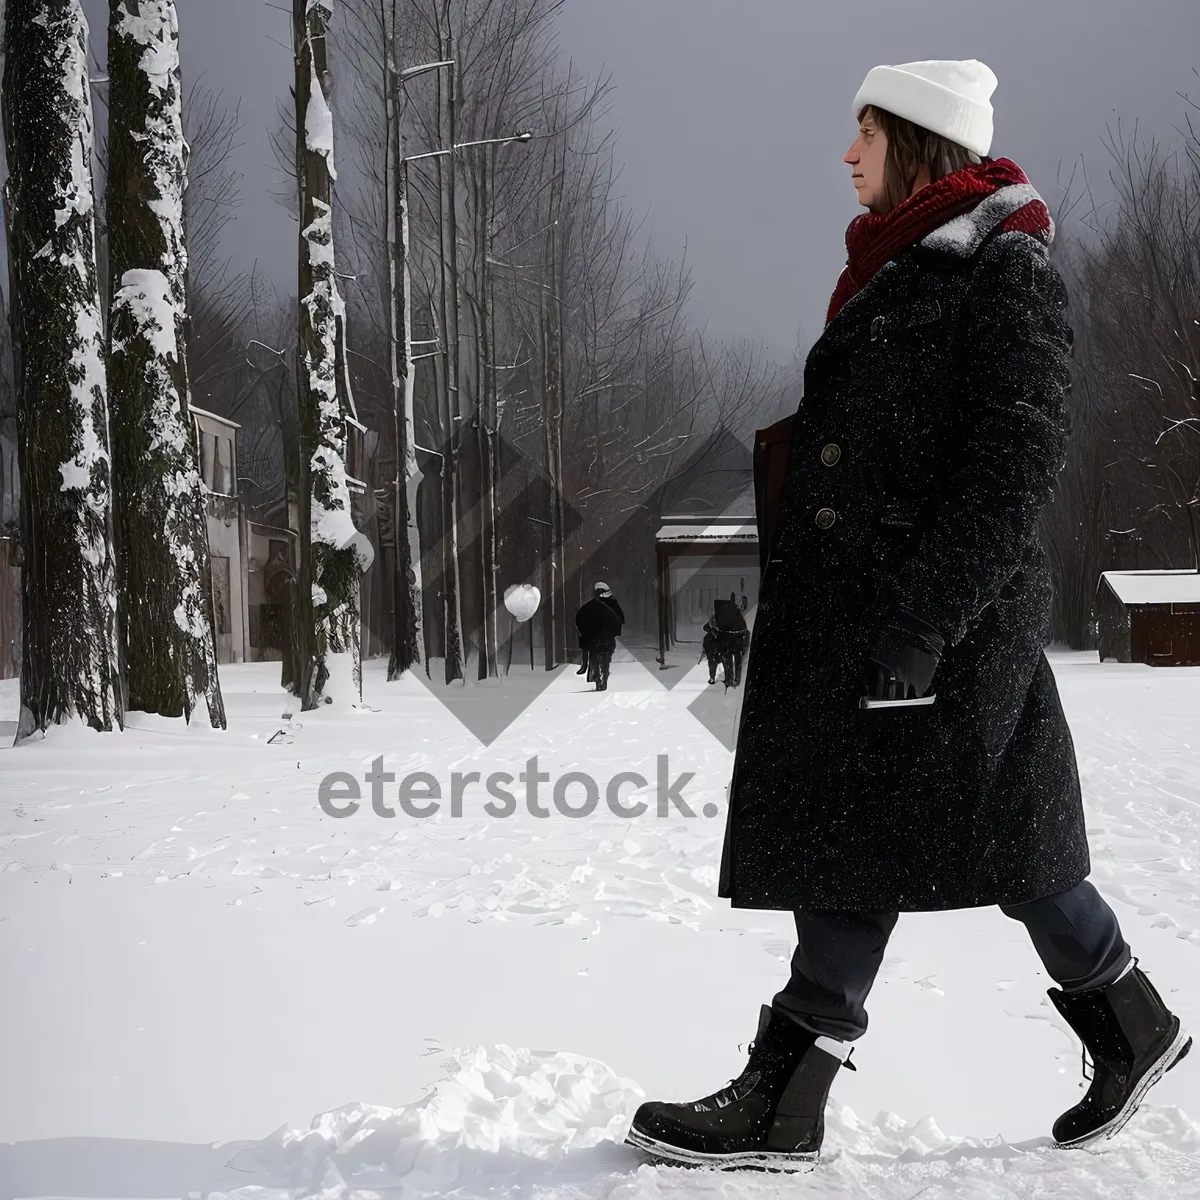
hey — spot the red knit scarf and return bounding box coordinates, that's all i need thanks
[825,157,1050,324]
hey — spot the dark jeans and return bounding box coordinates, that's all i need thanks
[586,642,614,688]
[773,880,1132,1041]
[704,630,750,685]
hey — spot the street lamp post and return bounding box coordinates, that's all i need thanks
[383,57,448,681]
[415,122,533,686]
[384,54,459,682]
[404,132,534,163]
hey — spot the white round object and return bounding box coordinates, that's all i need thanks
[504,584,541,622]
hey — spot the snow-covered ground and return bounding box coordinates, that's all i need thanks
[3,647,1200,1198]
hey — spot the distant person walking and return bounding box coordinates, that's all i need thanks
[701,597,750,687]
[574,582,622,691]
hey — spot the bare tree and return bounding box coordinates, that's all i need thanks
[1044,108,1200,648]
[337,1,429,679]
[2,0,122,738]
[1090,124,1200,571]
[237,270,298,516]
[183,83,252,414]
[331,0,785,677]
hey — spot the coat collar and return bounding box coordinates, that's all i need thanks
[819,257,905,337]
[918,183,1053,258]
[818,181,1053,342]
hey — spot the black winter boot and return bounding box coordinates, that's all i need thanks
[625,1005,851,1170]
[576,652,588,675]
[1050,960,1191,1148]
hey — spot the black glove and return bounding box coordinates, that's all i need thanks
[864,608,945,701]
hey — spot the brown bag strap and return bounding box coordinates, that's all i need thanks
[754,415,796,576]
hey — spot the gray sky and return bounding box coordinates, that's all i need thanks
[25,1,1200,359]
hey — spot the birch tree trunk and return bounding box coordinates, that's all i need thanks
[2,0,122,740]
[450,58,485,683]
[106,0,226,727]
[436,24,464,685]
[384,28,423,681]
[292,0,373,709]
[540,161,568,669]
[476,151,500,679]
[552,170,570,666]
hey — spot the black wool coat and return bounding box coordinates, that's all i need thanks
[575,597,622,650]
[718,187,1091,913]
[600,595,626,627]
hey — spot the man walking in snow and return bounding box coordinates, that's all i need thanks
[575,582,622,691]
[701,597,750,687]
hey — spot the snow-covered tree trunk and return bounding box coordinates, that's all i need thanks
[2,0,122,740]
[292,0,372,709]
[106,0,226,728]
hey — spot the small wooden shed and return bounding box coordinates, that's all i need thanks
[1096,570,1200,666]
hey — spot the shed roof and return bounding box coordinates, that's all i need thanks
[658,481,756,526]
[656,522,757,544]
[189,403,241,431]
[1099,570,1200,606]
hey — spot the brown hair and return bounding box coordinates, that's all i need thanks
[858,104,976,212]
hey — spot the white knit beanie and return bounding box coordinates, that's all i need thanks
[852,59,997,158]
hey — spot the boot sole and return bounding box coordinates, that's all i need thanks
[624,1125,818,1172]
[1056,1027,1192,1149]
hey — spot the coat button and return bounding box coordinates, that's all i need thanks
[815,507,837,530]
[820,443,842,467]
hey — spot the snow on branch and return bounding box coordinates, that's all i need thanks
[114,0,178,97]
[113,1,187,298]
[301,190,371,572]
[305,59,336,181]
[59,305,109,494]
[55,7,95,230]
[113,269,179,364]
[54,4,110,505]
